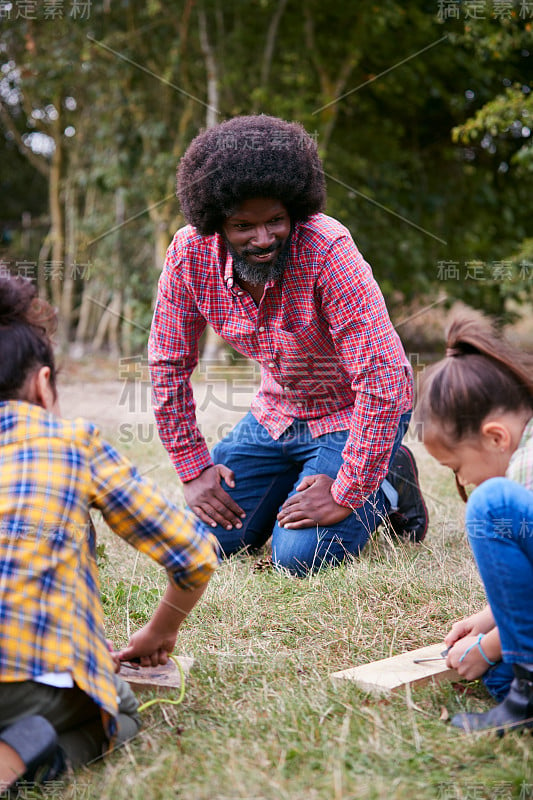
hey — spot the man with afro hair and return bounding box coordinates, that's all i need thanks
[149,115,428,576]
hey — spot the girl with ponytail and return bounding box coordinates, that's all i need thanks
[416,309,533,734]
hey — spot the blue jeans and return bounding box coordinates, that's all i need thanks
[199,411,410,576]
[466,477,533,671]
[482,661,515,701]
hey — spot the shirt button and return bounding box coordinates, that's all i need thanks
[258,326,265,332]
[268,362,276,368]
[237,291,244,296]
[296,402,303,407]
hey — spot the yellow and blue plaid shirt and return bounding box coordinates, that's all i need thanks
[0,400,219,736]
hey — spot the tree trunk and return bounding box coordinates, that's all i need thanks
[303,7,358,156]
[72,281,92,356]
[108,188,125,358]
[198,4,226,362]
[121,290,133,358]
[59,177,76,350]
[48,111,64,315]
[198,4,219,129]
[106,290,122,358]
[37,235,52,298]
[260,0,288,88]
[91,290,123,353]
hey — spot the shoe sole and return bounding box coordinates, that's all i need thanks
[389,445,429,543]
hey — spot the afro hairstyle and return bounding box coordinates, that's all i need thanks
[177,115,326,235]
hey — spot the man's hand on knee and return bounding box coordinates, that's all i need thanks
[183,465,246,530]
[277,474,352,529]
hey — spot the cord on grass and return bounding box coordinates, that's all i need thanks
[136,655,187,713]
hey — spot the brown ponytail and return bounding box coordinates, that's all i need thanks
[416,309,533,445]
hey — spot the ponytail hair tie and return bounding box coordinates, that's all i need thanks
[446,347,461,358]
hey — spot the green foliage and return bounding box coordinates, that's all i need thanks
[101,579,162,624]
[0,134,48,221]
[454,87,532,145]
[1,0,531,349]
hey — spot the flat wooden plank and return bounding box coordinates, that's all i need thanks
[119,656,194,692]
[331,643,460,695]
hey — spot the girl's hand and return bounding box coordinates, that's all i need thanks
[446,626,502,680]
[444,618,475,649]
[446,635,490,680]
[444,605,495,648]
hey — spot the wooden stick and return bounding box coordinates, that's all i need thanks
[331,643,459,695]
[119,656,194,692]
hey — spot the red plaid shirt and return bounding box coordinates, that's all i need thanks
[149,213,412,507]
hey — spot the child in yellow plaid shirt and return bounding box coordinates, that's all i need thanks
[0,276,219,786]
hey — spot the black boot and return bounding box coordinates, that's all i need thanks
[451,663,533,734]
[386,445,429,543]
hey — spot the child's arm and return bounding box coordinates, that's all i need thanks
[444,604,496,648]
[115,583,207,666]
[87,427,219,663]
[445,626,502,680]
[89,431,219,590]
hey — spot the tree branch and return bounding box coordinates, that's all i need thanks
[198,3,220,129]
[260,0,289,87]
[0,101,50,178]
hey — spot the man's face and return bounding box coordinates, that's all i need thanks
[222,197,291,285]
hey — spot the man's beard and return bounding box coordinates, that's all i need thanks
[226,233,291,286]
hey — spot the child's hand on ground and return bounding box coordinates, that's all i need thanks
[114,583,206,668]
[114,624,177,668]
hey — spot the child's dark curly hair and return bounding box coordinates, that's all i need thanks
[0,274,57,401]
[177,115,326,234]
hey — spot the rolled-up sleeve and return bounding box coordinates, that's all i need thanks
[89,430,219,589]
[317,238,413,507]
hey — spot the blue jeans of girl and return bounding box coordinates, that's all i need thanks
[466,477,533,695]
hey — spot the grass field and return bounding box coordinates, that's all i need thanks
[47,367,532,800]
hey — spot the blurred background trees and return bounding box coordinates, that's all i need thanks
[1,0,531,355]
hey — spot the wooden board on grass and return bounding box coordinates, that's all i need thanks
[331,643,459,695]
[119,656,194,692]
